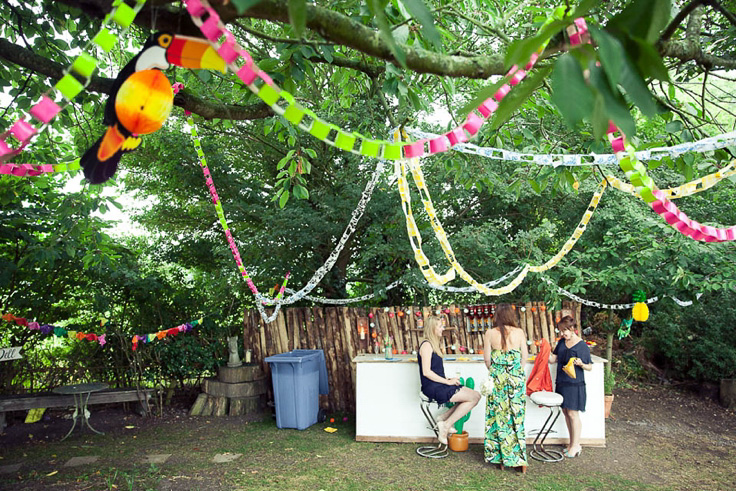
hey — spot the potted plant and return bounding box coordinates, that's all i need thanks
[604,369,615,418]
[448,377,474,451]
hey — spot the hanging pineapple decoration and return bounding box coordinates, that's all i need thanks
[631,290,649,322]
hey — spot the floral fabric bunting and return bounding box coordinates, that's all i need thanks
[1,313,108,346]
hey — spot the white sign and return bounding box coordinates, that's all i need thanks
[0,346,22,361]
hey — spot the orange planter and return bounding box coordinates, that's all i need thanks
[448,431,469,452]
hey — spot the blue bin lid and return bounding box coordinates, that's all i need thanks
[265,349,329,395]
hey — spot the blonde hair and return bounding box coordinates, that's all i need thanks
[422,315,445,356]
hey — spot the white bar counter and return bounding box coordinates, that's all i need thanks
[354,353,606,446]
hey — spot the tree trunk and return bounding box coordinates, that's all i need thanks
[605,331,613,378]
[605,310,615,377]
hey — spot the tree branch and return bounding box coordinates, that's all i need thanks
[57,0,507,78]
[0,37,272,121]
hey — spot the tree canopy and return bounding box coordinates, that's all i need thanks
[1,0,735,354]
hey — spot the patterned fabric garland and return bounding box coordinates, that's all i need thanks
[569,20,736,243]
[0,0,148,164]
[131,319,200,351]
[183,0,570,162]
[2,313,107,346]
[406,128,736,167]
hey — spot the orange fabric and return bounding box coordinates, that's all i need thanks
[526,339,553,395]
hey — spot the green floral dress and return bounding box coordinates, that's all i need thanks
[484,349,528,467]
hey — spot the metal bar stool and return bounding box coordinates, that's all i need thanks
[529,391,564,462]
[416,391,449,458]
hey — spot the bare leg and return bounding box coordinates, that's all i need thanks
[562,408,573,452]
[567,409,582,454]
[437,387,480,444]
[435,404,457,423]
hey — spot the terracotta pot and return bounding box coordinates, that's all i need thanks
[448,431,469,452]
[604,394,614,419]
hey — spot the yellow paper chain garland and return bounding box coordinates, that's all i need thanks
[606,160,736,200]
[397,129,607,294]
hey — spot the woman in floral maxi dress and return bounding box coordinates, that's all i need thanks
[483,303,529,473]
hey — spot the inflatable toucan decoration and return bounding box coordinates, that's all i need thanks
[81,32,225,184]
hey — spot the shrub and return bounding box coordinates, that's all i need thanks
[641,293,736,383]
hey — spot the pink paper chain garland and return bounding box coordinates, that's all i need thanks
[0,160,81,177]
[570,20,736,242]
[172,84,291,304]
[183,0,561,161]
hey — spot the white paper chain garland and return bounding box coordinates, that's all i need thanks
[540,277,702,309]
[406,129,736,167]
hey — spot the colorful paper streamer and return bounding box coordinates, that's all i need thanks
[406,128,736,167]
[570,20,736,243]
[131,319,200,350]
[0,0,148,163]
[184,0,573,161]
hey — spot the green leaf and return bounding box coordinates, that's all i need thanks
[505,17,569,69]
[590,27,658,117]
[631,38,670,82]
[288,0,306,38]
[665,120,683,134]
[368,0,406,68]
[608,0,672,44]
[293,184,309,200]
[589,66,636,137]
[279,190,290,208]
[589,27,624,89]
[591,93,609,141]
[491,66,552,131]
[529,179,541,194]
[231,0,264,15]
[550,53,593,128]
[400,0,442,49]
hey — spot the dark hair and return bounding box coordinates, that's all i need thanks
[557,315,576,332]
[493,304,518,350]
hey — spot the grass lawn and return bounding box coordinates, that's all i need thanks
[1,386,734,490]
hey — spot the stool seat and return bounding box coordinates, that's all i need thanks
[528,391,564,463]
[530,391,563,407]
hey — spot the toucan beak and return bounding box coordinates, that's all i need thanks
[167,35,226,73]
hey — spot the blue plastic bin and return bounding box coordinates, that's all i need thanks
[265,349,329,430]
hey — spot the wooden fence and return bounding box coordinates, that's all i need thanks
[243,301,581,413]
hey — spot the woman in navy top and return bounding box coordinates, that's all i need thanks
[418,315,480,444]
[549,315,592,458]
